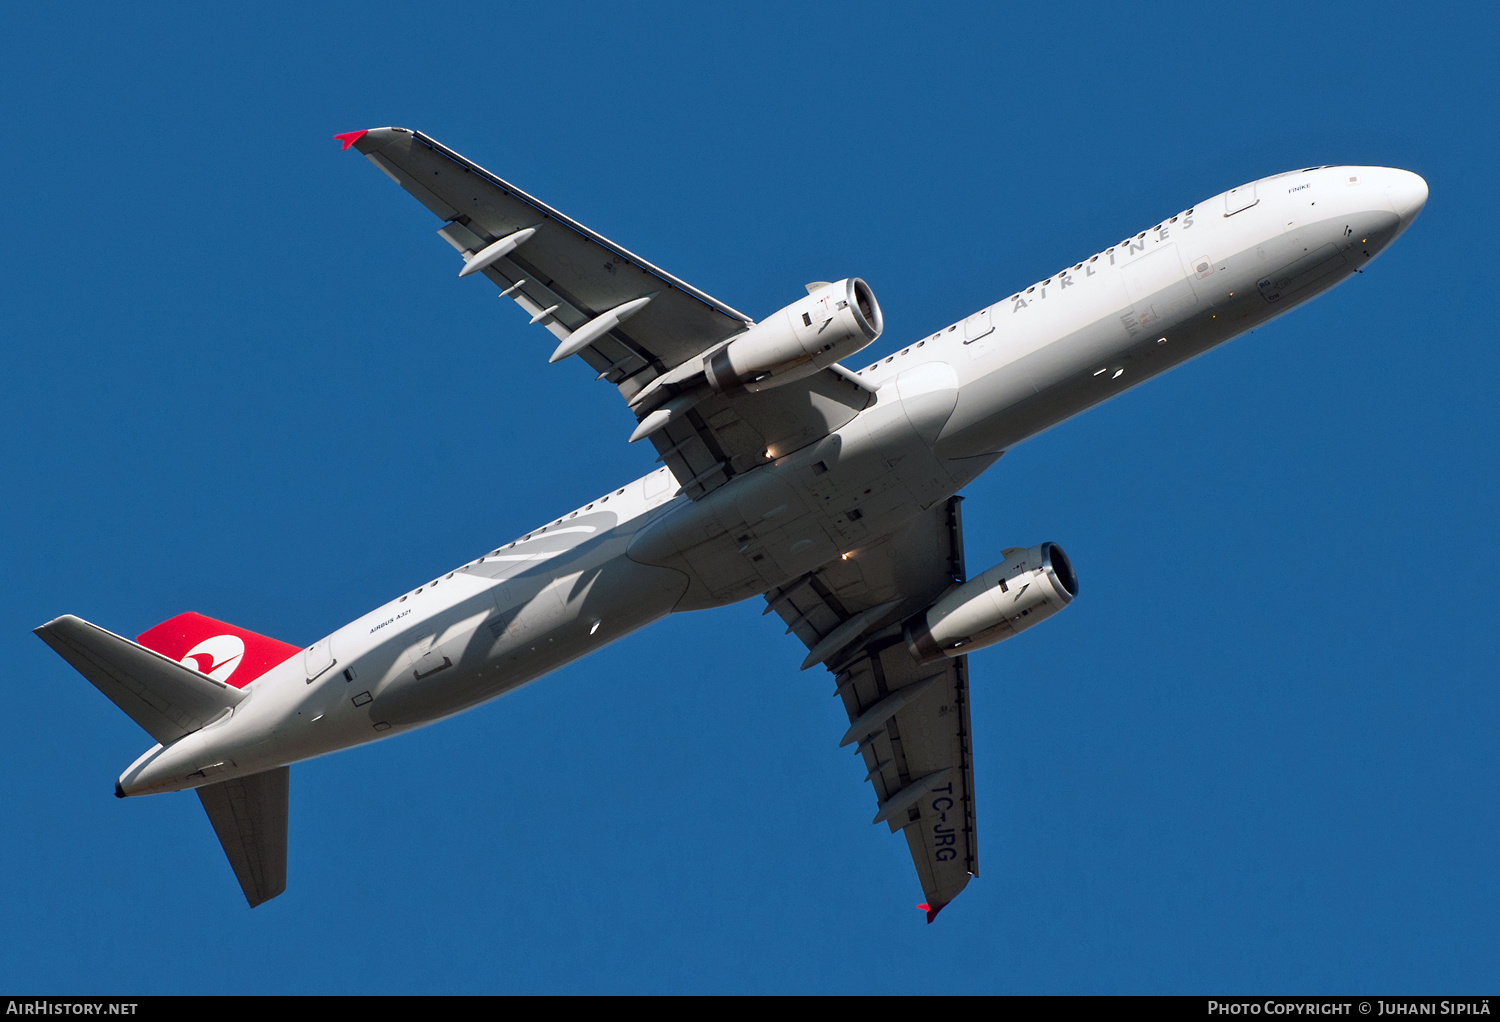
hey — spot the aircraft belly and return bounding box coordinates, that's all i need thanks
[151,510,690,771]
[369,545,687,726]
[628,397,959,610]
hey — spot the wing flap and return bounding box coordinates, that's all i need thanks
[35,615,245,746]
[197,767,289,908]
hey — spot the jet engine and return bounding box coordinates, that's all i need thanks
[704,278,883,396]
[904,543,1077,664]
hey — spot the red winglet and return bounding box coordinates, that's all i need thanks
[333,129,369,151]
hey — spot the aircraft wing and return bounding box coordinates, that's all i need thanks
[345,128,872,498]
[763,496,978,921]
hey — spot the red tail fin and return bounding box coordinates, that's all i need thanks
[136,612,301,689]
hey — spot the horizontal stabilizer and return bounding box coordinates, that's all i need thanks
[197,767,289,908]
[34,615,245,746]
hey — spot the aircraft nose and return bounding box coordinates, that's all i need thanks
[1386,169,1428,226]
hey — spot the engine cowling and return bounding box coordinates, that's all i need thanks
[904,543,1077,664]
[704,278,882,396]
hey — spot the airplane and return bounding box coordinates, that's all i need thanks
[35,127,1427,918]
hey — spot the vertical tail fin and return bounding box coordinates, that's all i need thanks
[135,612,301,689]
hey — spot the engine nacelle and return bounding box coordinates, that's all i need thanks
[704,278,882,395]
[904,543,1077,664]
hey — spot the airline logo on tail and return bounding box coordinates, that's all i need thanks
[179,634,246,682]
[136,612,302,689]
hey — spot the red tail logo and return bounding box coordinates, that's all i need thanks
[137,612,301,689]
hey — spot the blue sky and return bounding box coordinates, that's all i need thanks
[2,1,1495,994]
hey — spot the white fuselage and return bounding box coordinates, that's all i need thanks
[120,165,1426,797]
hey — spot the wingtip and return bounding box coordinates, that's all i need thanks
[921,901,946,924]
[333,129,369,151]
[34,613,80,634]
[244,878,287,909]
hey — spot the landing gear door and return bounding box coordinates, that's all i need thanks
[1224,182,1258,216]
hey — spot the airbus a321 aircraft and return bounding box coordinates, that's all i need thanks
[37,127,1427,917]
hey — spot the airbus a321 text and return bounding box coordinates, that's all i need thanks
[37,127,1427,917]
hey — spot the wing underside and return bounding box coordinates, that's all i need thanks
[765,497,978,920]
[348,127,872,499]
